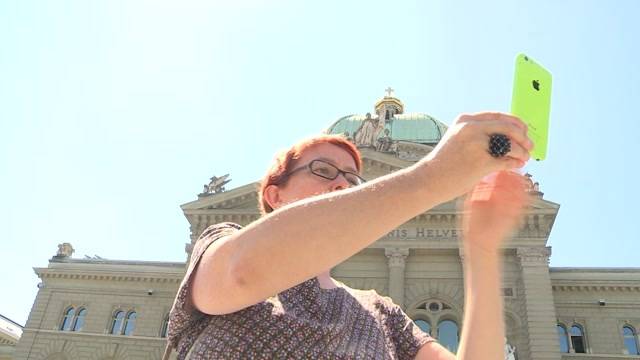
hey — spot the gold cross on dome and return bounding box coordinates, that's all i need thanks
[385,87,394,97]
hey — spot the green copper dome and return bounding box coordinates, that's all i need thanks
[326,113,448,145]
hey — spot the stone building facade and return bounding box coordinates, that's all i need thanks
[14,93,640,359]
[1,314,22,360]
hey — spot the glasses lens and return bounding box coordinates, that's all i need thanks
[344,174,364,186]
[310,161,339,179]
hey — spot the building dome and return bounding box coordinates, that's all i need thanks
[326,113,448,145]
[325,89,448,150]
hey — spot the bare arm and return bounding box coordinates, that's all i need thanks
[414,244,503,360]
[193,161,445,314]
[415,342,456,360]
[455,242,505,359]
[192,112,532,315]
[416,172,530,360]
[455,172,530,359]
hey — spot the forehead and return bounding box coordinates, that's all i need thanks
[295,143,358,172]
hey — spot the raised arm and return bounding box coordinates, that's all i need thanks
[416,172,531,360]
[455,172,531,359]
[192,112,532,315]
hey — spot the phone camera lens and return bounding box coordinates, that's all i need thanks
[524,56,529,61]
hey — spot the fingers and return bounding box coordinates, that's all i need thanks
[459,111,527,131]
[484,121,532,149]
[501,156,526,171]
[503,139,530,164]
[457,112,532,151]
[469,171,530,205]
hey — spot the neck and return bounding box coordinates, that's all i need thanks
[316,270,337,289]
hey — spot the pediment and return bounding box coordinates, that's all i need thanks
[529,197,560,211]
[181,149,559,218]
[358,146,426,179]
[181,182,260,212]
[180,151,413,212]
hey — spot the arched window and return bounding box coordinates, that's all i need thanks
[385,110,390,120]
[570,324,586,353]
[59,307,75,331]
[123,311,137,336]
[160,314,170,338]
[71,308,87,331]
[414,319,431,335]
[557,324,570,353]
[623,326,640,355]
[110,311,125,335]
[437,320,459,353]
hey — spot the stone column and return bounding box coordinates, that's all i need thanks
[517,247,561,360]
[385,248,409,308]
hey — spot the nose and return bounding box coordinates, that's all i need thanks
[331,173,352,191]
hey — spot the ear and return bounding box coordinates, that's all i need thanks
[263,184,282,210]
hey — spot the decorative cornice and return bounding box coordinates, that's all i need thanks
[560,354,640,359]
[552,284,640,292]
[362,161,398,174]
[0,337,17,345]
[411,213,459,224]
[35,269,184,283]
[185,211,260,219]
[550,267,640,274]
[20,328,168,342]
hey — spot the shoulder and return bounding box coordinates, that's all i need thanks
[191,222,243,252]
[339,284,397,312]
[167,222,244,347]
[200,222,243,239]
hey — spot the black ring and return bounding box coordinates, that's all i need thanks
[488,134,511,158]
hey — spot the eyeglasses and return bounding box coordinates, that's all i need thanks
[282,159,366,186]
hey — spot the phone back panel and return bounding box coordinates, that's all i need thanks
[511,53,552,161]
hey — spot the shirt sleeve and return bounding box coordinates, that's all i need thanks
[166,222,242,346]
[379,296,436,359]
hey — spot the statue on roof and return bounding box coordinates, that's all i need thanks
[504,338,517,360]
[524,173,534,189]
[200,174,231,196]
[56,243,75,258]
[354,112,384,148]
[524,173,543,197]
[376,129,393,152]
[342,131,354,143]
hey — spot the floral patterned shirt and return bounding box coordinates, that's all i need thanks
[165,222,435,359]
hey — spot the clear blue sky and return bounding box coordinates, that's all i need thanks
[1,1,638,326]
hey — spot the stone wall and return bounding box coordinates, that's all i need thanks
[14,260,183,360]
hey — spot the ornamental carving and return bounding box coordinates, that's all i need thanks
[385,248,409,268]
[524,172,543,197]
[516,246,552,265]
[505,341,517,360]
[354,112,385,148]
[200,174,231,196]
[56,243,74,258]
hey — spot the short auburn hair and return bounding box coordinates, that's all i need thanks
[257,134,362,215]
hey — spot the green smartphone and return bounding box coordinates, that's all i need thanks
[511,53,552,161]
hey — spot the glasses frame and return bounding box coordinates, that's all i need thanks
[281,159,366,186]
